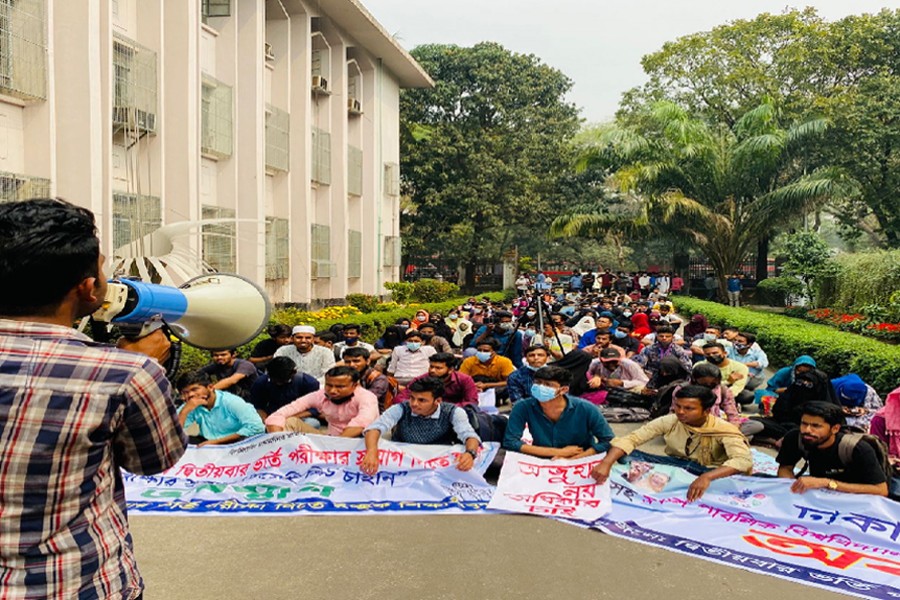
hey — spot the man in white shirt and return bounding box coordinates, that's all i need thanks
[274,325,336,384]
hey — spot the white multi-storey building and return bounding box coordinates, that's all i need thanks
[0,0,431,304]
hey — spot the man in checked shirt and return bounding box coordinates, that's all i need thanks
[0,199,187,599]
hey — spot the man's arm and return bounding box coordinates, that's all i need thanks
[458,373,480,404]
[265,393,316,432]
[211,371,248,391]
[340,426,365,438]
[791,478,889,496]
[343,393,380,437]
[361,428,384,474]
[199,433,245,447]
[687,466,740,502]
[222,395,266,437]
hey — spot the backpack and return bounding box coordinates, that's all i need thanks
[367,369,399,411]
[463,405,508,443]
[798,432,894,484]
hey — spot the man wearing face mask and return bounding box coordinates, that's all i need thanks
[332,324,375,360]
[507,345,551,404]
[395,353,479,407]
[727,331,768,405]
[388,330,437,386]
[416,322,453,354]
[469,311,523,368]
[699,342,748,399]
[265,366,378,436]
[459,338,516,393]
[503,365,614,459]
[611,321,640,357]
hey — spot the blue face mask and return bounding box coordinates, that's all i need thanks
[531,383,558,403]
[406,342,422,352]
[614,329,628,339]
[476,351,492,363]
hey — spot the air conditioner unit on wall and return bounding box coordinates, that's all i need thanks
[311,75,328,92]
[264,42,275,61]
[347,98,362,113]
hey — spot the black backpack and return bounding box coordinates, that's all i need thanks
[798,432,894,486]
[462,405,508,443]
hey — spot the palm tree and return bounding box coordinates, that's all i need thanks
[551,100,855,299]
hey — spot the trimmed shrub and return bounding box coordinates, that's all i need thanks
[345,293,380,313]
[674,296,900,394]
[755,276,803,307]
[411,278,460,302]
[384,281,414,303]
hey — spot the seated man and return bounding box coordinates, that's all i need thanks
[416,322,453,354]
[396,352,479,407]
[689,324,731,359]
[274,325,336,385]
[361,377,481,475]
[315,331,338,354]
[200,348,258,400]
[249,324,292,371]
[332,324,375,360]
[264,366,379,437]
[587,347,649,392]
[459,337,516,393]
[536,320,574,362]
[340,347,393,412]
[468,311,524,368]
[776,402,888,497]
[503,365,614,460]
[577,314,616,350]
[727,331,769,405]
[591,385,752,502]
[388,329,437,386]
[249,356,320,420]
[699,342,748,399]
[177,371,265,446]
[631,325,692,385]
[611,321,640,357]
[507,344,550,405]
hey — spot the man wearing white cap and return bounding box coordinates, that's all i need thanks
[274,325,336,384]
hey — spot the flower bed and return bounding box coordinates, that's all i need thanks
[786,307,900,342]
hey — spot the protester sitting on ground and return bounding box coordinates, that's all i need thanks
[727,332,768,405]
[409,309,430,329]
[459,337,515,393]
[395,352,479,408]
[388,329,437,386]
[264,366,378,436]
[503,365,614,459]
[577,313,616,350]
[177,371,265,446]
[537,320,574,362]
[275,325,336,385]
[444,308,473,349]
[199,348,258,400]
[571,315,595,340]
[591,385,753,502]
[551,312,581,344]
[333,324,375,360]
[249,324,292,371]
[830,373,884,432]
[759,355,817,404]
[428,313,455,343]
[507,344,550,405]
[670,363,754,434]
[870,386,900,467]
[776,401,889,497]
[249,356,320,421]
[374,324,407,359]
[689,324,732,360]
[343,347,393,412]
[315,331,338,354]
[468,311,524,368]
[416,322,453,354]
[587,347,649,393]
[611,321,641,357]
[746,362,839,443]
[631,311,654,340]
[698,342,748,399]
[361,377,481,475]
[632,325,692,385]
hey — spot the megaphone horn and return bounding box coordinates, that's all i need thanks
[94,274,272,350]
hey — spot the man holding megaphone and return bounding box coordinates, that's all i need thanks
[0,199,188,600]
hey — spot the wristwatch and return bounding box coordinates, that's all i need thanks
[827,480,839,491]
[465,449,478,459]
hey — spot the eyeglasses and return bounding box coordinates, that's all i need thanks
[684,434,699,457]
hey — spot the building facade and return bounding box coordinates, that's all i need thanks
[0,0,431,304]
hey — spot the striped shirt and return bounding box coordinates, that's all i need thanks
[0,319,187,599]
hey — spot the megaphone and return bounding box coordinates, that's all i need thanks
[93,274,272,350]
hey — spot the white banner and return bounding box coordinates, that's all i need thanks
[124,433,498,516]
[487,451,612,521]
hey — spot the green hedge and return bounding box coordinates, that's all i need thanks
[177,293,506,376]
[674,297,900,394]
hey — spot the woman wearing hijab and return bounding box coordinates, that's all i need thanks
[831,374,884,432]
[683,314,709,340]
[871,386,900,464]
[572,315,596,339]
[409,309,430,329]
[746,364,838,443]
[631,312,653,339]
[444,308,473,349]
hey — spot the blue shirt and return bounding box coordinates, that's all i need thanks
[569,274,583,290]
[727,345,768,377]
[727,277,742,292]
[181,390,265,440]
[503,395,614,453]
[507,366,537,404]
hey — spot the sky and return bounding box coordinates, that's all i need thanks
[364,0,900,123]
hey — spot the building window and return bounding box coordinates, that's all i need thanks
[347,60,362,115]
[383,235,401,268]
[383,162,400,197]
[113,33,157,134]
[265,217,289,281]
[112,192,162,252]
[311,127,331,185]
[265,104,289,172]
[0,170,49,203]
[201,0,230,25]
[0,0,46,102]
[311,223,334,279]
[201,75,232,159]
[348,229,362,278]
[348,145,363,197]
[202,205,236,273]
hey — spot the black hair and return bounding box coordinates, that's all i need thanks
[324,366,361,382]
[342,346,371,360]
[595,328,612,337]
[0,199,101,316]
[475,337,500,350]
[703,342,726,352]
[329,323,345,335]
[525,344,549,356]
[691,362,722,382]
[417,322,436,331]
[494,311,513,320]
[738,331,756,345]
[267,356,297,380]
[723,326,739,333]
[655,325,675,335]
[267,324,292,338]
[176,370,212,390]
[533,365,572,386]
[404,329,424,340]
[801,401,846,426]
[429,352,457,368]
[342,324,361,334]
[211,348,237,356]
[674,384,716,410]
[407,376,445,399]
[316,332,337,344]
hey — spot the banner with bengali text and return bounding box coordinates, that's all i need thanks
[124,433,498,516]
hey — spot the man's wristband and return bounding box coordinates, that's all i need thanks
[465,449,478,459]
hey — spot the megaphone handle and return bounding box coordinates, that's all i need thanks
[164,336,183,381]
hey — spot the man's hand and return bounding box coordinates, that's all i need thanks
[727,371,744,384]
[588,376,603,389]
[791,477,831,494]
[591,461,612,484]
[474,381,487,392]
[606,378,624,387]
[266,424,285,433]
[360,450,380,475]
[117,329,171,364]
[554,445,585,459]
[455,452,474,472]
[687,474,711,502]
[640,387,657,396]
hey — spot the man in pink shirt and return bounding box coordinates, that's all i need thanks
[264,366,378,437]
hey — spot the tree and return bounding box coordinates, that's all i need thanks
[551,100,854,300]
[399,43,581,291]
[778,231,838,305]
